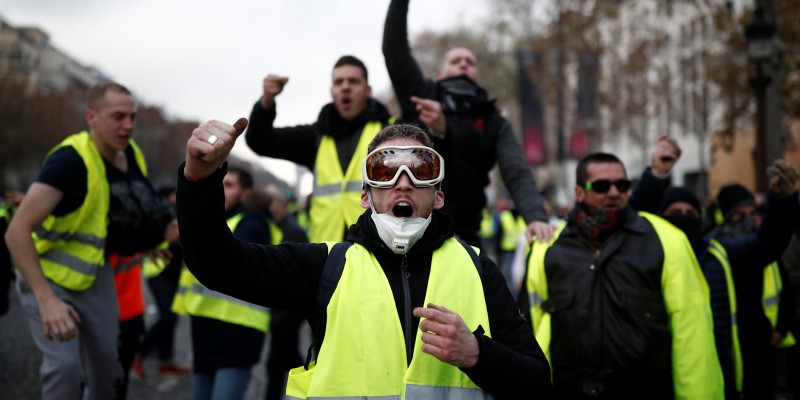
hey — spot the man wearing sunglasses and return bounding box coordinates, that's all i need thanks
[520,152,724,399]
[178,121,551,399]
[382,0,554,249]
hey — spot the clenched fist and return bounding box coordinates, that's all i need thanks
[184,118,248,182]
[260,74,289,110]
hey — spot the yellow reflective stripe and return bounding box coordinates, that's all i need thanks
[187,283,269,314]
[405,384,492,399]
[40,249,103,275]
[528,290,545,307]
[313,181,363,197]
[763,263,781,308]
[304,397,400,400]
[114,256,141,273]
[34,226,105,248]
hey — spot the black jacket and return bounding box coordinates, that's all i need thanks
[382,0,547,241]
[519,208,678,399]
[177,164,551,399]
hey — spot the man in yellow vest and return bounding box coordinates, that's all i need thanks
[520,152,724,399]
[629,135,800,399]
[246,56,395,243]
[179,121,551,399]
[709,181,799,399]
[173,166,276,399]
[5,82,174,400]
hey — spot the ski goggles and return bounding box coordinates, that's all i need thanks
[362,145,445,188]
[584,179,632,193]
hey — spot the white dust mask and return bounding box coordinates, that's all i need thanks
[371,211,431,255]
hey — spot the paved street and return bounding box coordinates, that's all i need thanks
[0,280,295,400]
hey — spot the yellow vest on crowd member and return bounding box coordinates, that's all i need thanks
[499,210,526,252]
[172,213,279,332]
[480,209,495,240]
[142,241,171,279]
[286,238,491,399]
[763,261,796,348]
[32,131,146,291]
[0,201,14,224]
[707,239,744,393]
[527,212,723,399]
[309,120,386,243]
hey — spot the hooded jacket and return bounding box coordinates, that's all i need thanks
[177,164,551,399]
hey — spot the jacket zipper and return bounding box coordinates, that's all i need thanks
[401,254,413,365]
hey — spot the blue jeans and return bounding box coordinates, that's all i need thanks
[192,368,251,400]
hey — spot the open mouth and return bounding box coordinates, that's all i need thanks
[341,97,352,108]
[393,203,413,218]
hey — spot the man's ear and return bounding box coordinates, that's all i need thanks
[575,186,585,203]
[433,189,445,210]
[360,191,370,209]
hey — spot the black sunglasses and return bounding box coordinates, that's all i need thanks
[584,179,631,193]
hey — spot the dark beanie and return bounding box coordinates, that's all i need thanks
[658,187,702,214]
[717,184,755,221]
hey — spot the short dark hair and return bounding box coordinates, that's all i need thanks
[334,55,368,82]
[86,81,132,110]
[367,124,434,153]
[575,153,626,186]
[227,166,254,189]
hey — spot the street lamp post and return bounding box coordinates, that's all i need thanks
[744,0,784,193]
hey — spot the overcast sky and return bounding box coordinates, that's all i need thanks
[1,0,488,187]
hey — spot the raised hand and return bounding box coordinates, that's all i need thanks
[651,134,682,177]
[767,159,800,198]
[260,74,289,110]
[411,96,446,137]
[184,118,248,182]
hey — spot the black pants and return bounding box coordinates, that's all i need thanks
[139,273,180,361]
[265,309,307,400]
[117,315,145,400]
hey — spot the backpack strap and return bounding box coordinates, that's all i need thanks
[458,240,483,278]
[304,241,353,369]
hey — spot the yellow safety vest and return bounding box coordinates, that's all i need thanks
[309,120,385,243]
[763,261,796,348]
[172,213,279,332]
[706,239,744,393]
[527,212,723,400]
[33,131,146,291]
[0,201,13,224]
[499,210,526,252]
[286,238,492,399]
[479,209,495,240]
